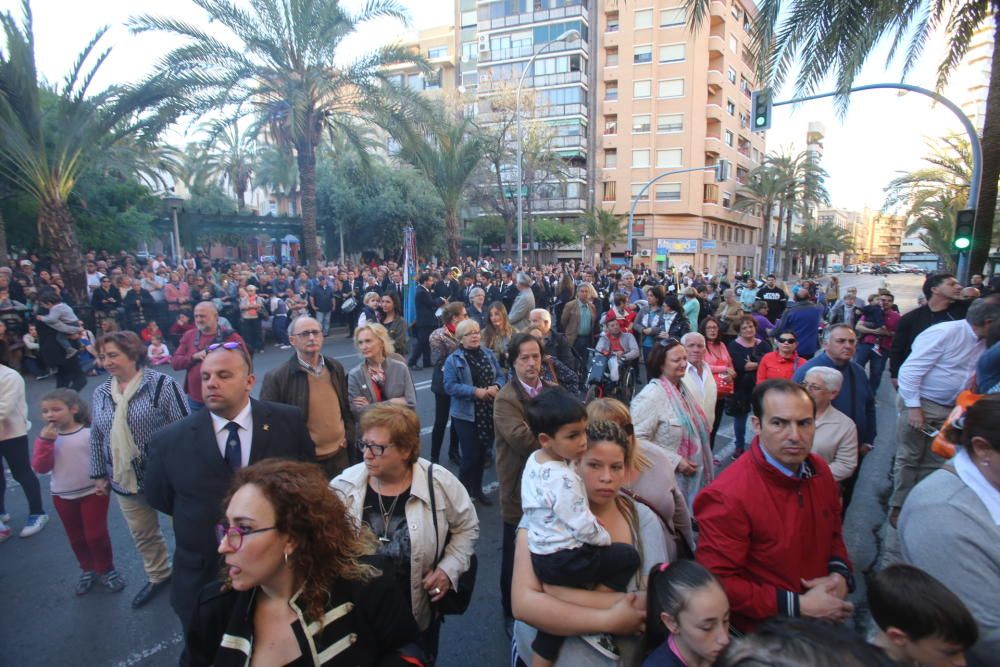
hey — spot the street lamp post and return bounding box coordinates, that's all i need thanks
[515,28,581,268]
[164,193,185,264]
[581,233,588,264]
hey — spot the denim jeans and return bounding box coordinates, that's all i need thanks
[316,310,332,336]
[853,343,888,395]
[732,410,750,452]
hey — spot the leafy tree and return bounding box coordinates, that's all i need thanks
[690,0,1000,275]
[534,218,580,252]
[581,207,625,267]
[790,220,853,275]
[732,164,786,274]
[256,143,299,212]
[0,2,178,299]
[132,0,420,272]
[466,216,506,248]
[390,104,485,264]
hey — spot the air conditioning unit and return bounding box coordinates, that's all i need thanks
[639,249,652,257]
[478,35,489,52]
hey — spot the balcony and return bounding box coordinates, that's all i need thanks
[605,0,619,9]
[706,103,724,121]
[708,36,725,57]
[531,197,587,213]
[705,138,721,157]
[479,4,587,32]
[481,70,587,92]
[709,0,727,19]
[538,102,587,118]
[707,69,724,90]
[551,134,587,154]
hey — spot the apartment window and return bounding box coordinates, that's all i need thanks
[660,7,685,26]
[461,10,476,26]
[632,114,651,133]
[633,45,653,64]
[656,148,682,168]
[268,200,278,215]
[711,224,718,239]
[606,82,618,100]
[632,149,651,168]
[602,181,617,201]
[728,34,739,54]
[724,129,734,146]
[407,73,422,91]
[703,222,710,237]
[461,71,478,88]
[633,218,646,236]
[727,226,734,240]
[428,46,448,59]
[723,192,732,209]
[607,14,619,32]
[631,183,650,201]
[743,14,752,33]
[748,230,754,244]
[658,78,684,98]
[658,43,685,63]
[657,113,683,133]
[727,67,737,84]
[606,47,618,67]
[752,148,760,162]
[739,112,749,129]
[635,8,654,28]
[604,115,618,135]
[604,149,617,168]
[655,183,682,201]
[634,79,652,98]
[726,99,736,115]
[461,41,477,62]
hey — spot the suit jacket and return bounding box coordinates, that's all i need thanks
[508,288,535,332]
[414,285,443,328]
[145,399,315,627]
[560,299,598,345]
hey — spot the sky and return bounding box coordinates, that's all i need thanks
[1,0,976,213]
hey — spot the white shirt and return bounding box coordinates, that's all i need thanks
[898,320,984,408]
[682,361,717,419]
[209,400,253,468]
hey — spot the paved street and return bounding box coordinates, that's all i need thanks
[0,274,923,666]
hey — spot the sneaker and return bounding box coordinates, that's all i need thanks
[75,571,96,596]
[19,513,49,537]
[581,633,620,660]
[101,569,126,593]
[0,520,10,543]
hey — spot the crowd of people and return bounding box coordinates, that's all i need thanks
[0,246,999,667]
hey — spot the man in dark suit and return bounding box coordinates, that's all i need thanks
[407,272,444,370]
[145,345,315,629]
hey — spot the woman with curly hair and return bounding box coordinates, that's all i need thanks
[184,459,425,667]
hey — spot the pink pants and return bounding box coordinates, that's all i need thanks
[52,493,114,573]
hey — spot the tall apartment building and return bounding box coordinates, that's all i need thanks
[596,0,766,272]
[946,23,993,134]
[816,207,863,265]
[863,207,907,264]
[383,26,463,98]
[473,0,593,220]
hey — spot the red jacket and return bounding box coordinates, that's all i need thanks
[755,351,805,383]
[693,437,851,632]
[170,327,245,403]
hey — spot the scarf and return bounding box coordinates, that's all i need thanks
[110,371,144,493]
[657,378,714,484]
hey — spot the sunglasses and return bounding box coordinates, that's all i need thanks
[777,337,797,344]
[215,523,277,552]
[207,342,243,352]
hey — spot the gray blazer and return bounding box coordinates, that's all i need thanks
[508,288,535,332]
[347,356,417,419]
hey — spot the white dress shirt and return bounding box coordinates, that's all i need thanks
[210,400,253,468]
[898,320,984,408]
[682,362,717,419]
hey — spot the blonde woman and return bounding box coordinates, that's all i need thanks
[483,301,515,369]
[348,323,416,420]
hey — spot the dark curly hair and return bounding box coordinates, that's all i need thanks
[586,420,632,456]
[221,460,379,625]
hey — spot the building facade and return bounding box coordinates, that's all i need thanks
[863,207,907,265]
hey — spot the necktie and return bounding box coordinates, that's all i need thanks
[224,422,242,472]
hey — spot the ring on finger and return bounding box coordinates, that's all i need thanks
[433,587,442,595]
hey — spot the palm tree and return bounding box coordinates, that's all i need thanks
[189,119,257,212]
[690,0,999,276]
[391,107,485,264]
[0,2,177,300]
[791,220,853,275]
[904,196,962,272]
[767,150,830,279]
[131,0,418,270]
[581,208,625,267]
[256,143,299,213]
[732,162,787,275]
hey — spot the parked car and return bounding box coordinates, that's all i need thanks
[843,265,857,273]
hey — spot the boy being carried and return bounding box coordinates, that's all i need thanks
[36,290,83,358]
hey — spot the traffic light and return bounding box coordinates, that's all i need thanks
[953,208,974,250]
[750,89,772,132]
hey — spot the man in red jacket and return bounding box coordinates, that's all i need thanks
[171,302,245,411]
[694,378,855,633]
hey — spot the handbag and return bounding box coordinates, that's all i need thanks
[714,371,734,396]
[427,464,477,615]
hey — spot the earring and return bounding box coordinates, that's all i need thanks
[284,552,290,565]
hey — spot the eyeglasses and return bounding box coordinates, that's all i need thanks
[215,523,277,551]
[777,337,797,344]
[291,329,323,338]
[799,382,826,392]
[357,439,395,457]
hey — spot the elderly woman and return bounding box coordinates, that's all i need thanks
[715,289,743,339]
[483,301,515,370]
[91,275,122,324]
[631,340,713,507]
[444,319,505,504]
[187,459,426,666]
[467,287,488,328]
[429,302,468,466]
[379,291,408,357]
[727,316,771,458]
[348,323,416,420]
[331,405,479,662]
[89,330,188,610]
[802,367,858,482]
[899,395,1000,665]
[701,317,735,450]
[163,271,190,316]
[587,398,693,561]
[511,418,666,666]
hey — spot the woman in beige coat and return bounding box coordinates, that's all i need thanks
[330,404,479,662]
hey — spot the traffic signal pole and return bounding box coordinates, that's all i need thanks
[765,83,982,284]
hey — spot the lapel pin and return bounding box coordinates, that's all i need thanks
[262,424,270,432]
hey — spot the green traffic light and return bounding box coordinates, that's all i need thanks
[756,116,766,126]
[954,237,971,250]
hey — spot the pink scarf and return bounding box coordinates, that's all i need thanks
[658,377,714,484]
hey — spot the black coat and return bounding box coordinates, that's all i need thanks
[414,285,443,328]
[145,399,316,627]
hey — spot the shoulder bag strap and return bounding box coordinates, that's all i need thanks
[427,463,442,567]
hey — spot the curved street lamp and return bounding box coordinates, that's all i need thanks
[515,28,581,266]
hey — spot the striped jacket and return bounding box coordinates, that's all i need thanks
[182,557,425,667]
[89,368,189,494]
